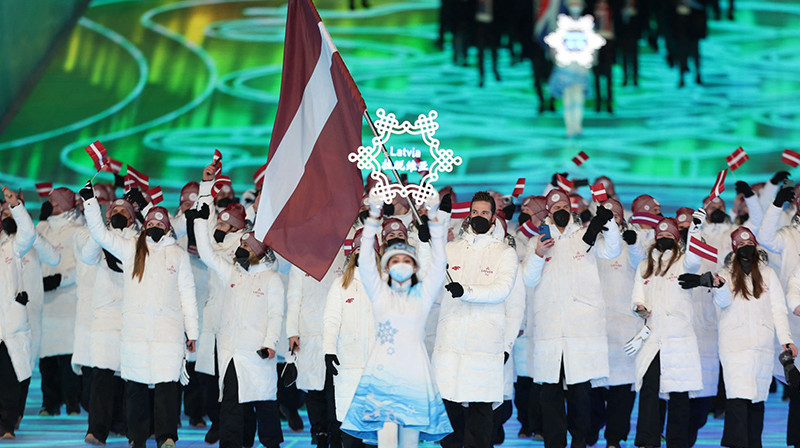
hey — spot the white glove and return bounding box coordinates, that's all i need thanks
[425,192,440,215]
[368,188,384,218]
[623,325,651,357]
[691,208,706,228]
[179,350,191,386]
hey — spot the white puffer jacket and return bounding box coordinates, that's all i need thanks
[195,220,284,403]
[323,268,375,421]
[36,212,83,357]
[713,264,793,402]
[72,227,98,372]
[432,225,518,404]
[85,198,199,384]
[758,205,800,341]
[630,240,703,396]
[19,232,60,366]
[0,204,36,381]
[522,214,622,385]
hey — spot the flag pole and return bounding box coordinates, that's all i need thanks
[363,110,454,283]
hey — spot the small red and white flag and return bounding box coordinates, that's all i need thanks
[35,182,53,198]
[146,186,163,205]
[107,158,123,174]
[84,140,109,171]
[782,149,800,168]
[343,238,354,256]
[688,236,718,264]
[590,183,608,202]
[569,195,580,211]
[631,212,661,227]
[450,201,472,219]
[212,175,232,198]
[708,169,727,200]
[253,163,267,188]
[212,149,223,175]
[725,147,749,171]
[518,219,539,238]
[556,174,573,192]
[512,178,526,198]
[126,165,149,190]
[571,151,589,166]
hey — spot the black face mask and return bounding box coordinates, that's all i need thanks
[552,209,571,228]
[216,197,234,209]
[709,209,727,224]
[738,245,756,274]
[110,213,128,230]
[40,201,53,221]
[518,212,531,226]
[386,237,405,248]
[146,227,165,242]
[2,217,17,235]
[358,210,370,224]
[235,247,251,270]
[656,237,675,251]
[737,213,749,225]
[679,228,689,243]
[579,210,592,223]
[214,229,227,243]
[470,216,491,234]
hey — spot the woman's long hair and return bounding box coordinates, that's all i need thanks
[642,243,681,279]
[730,250,764,300]
[342,250,381,289]
[132,231,149,282]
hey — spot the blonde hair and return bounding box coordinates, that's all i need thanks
[132,231,149,283]
[642,244,681,279]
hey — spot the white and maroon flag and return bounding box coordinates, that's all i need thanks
[725,147,749,171]
[254,0,366,280]
[512,178,526,198]
[450,201,472,219]
[556,173,573,192]
[146,186,164,205]
[688,236,718,264]
[708,169,727,200]
[106,158,123,174]
[518,219,539,238]
[572,151,589,166]
[35,182,53,198]
[253,163,267,188]
[84,140,109,171]
[343,238,354,256]
[782,149,800,168]
[590,182,607,202]
[212,149,222,176]
[125,165,149,190]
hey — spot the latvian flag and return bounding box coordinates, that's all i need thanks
[518,219,539,239]
[450,201,472,219]
[708,169,727,200]
[343,238,354,256]
[572,151,589,166]
[590,183,607,202]
[688,236,718,264]
[107,158,123,174]
[556,173,573,192]
[512,178,526,198]
[212,175,232,198]
[253,0,367,280]
[725,147,749,171]
[147,186,164,205]
[84,141,109,171]
[212,149,222,175]
[631,212,661,227]
[253,163,267,188]
[126,165,149,190]
[35,182,53,198]
[782,149,800,168]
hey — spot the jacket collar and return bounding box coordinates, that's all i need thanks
[461,226,497,249]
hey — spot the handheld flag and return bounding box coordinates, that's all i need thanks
[572,151,589,166]
[107,158,123,174]
[556,174,573,192]
[84,140,108,171]
[147,186,164,205]
[782,149,800,168]
[725,147,749,171]
[709,169,727,200]
[35,182,53,198]
[126,165,149,190]
[590,183,608,202]
[450,201,471,219]
[512,178,526,198]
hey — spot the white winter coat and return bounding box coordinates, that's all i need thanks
[18,232,59,366]
[758,204,800,342]
[194,220,284,403]
[522,215,622,385]
[323,269,376,421]
[287,257,345,391]
[72,228,98,372]
[36,212,83,357]
[0,204,36,381]
[713,264,793,402]
[85,198,199,385]
[631,242,703,396]
[432,225,518,403]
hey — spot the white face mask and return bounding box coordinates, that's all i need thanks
[388,262,414,282]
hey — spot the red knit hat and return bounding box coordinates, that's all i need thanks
[109,198,136,226]
[675,207,694,226]
[632,195,659,214]
[144,206,171,232]
[703,196,725,211]
[218,203,246,230]
[731,226,757,250]
[352,228,380,254]
[594,176,616,198]
[545,189,569,212]
[381,218,408,242]
[241,231,267,258]
[180,182,199,205]
[655,217,680,241]
[522,196,548,221]
[94,184,115,205]
[49,187,76,212]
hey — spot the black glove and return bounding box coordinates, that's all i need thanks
[325,354,340,376]
[779,346,800,390]
[382,202,395,217]
[440,193,452,213]
[417,215,431,243]
[573,178,589,188]
[504,352,510,364]
[103,249,123,273]
[735,181,754,198]
[771,171,790,185]
[79,181,94,201]
[198,203,210,220]
[622,230,637,245]
[114,174,126,189]
[595,205,613,224]
[551,172,568,187]
[502,204,515,221]
[184,207,199,222]
[445,282,464,298]
[15,291,29,306]
[583,212,611,247]
[43,274,62,292]
[39,201,53,221]
[678,272,719,289]
[775,187,795,208]
[125,188,148,210]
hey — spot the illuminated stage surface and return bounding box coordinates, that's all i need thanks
[12,368,797,447]
[2,0,800,210]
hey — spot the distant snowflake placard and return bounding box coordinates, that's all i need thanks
[348,108,463,207]
[544,14,606,68]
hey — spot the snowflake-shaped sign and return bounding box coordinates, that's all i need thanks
[348,108,463,207]
[544,14,606,69]
[376,320,399,345]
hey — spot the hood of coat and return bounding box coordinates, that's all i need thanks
[146,233,177,247]
[114,226,140,239]
[235,259,271,275]
[543,211,583,237]
[46,209,82,230]
[461,224,499,249]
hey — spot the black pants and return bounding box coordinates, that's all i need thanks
[635,352,691,448]
[0,342,23,435]
[688,397,711,446]
[306,386,337,444]
[17,377,30,427]
[220,360,283,448]
[177,361,204,422]
[787,386,800,446]
[88,368,126,442]
[529,380,543,434]
[81,366,93,413]
[721,398,764,447]
[491,400,512,445]
[539,361,591,448]
[475,21,499,83]
[125,380,179,446]
[441,400,494,448]
[201,372,220,427]
[276,362,303,412]
[39,354,80,413]
[589,385,636,446]
[514,377,533,434]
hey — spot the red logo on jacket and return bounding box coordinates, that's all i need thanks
[572,251,585,261]
[254,288,265,296]
[166,265,177,274]
[452,266,461,271]
[346,298,355,303]
[545,257,552,262]
[480,267,494,276]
